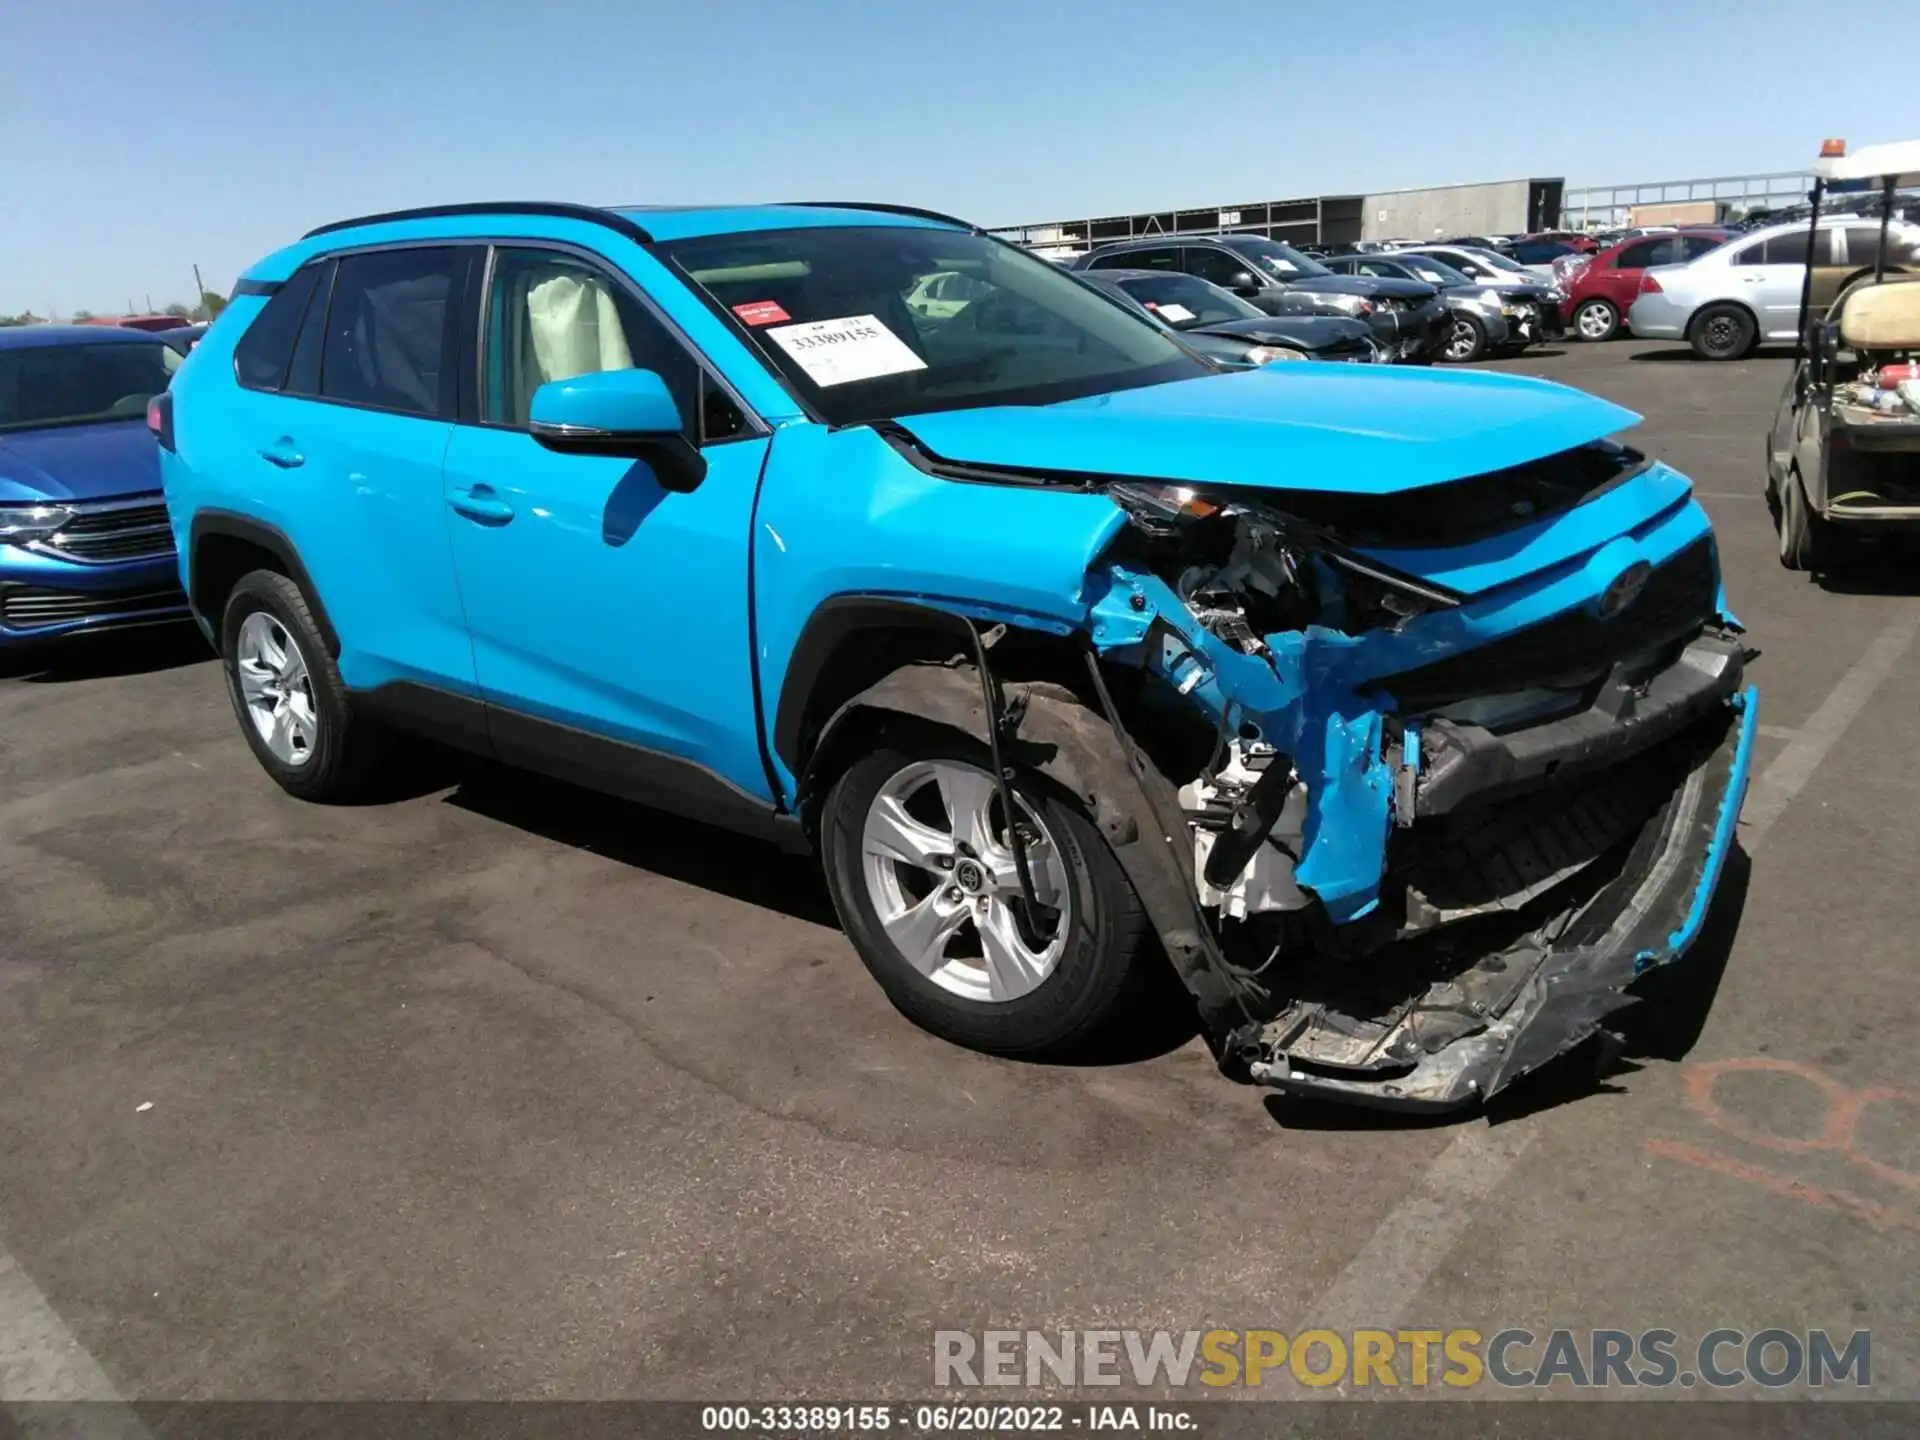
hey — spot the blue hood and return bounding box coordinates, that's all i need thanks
[895,365,1638,497]
[0,420,161,504]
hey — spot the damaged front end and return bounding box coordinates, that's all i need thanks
[1075,445,1758,1111]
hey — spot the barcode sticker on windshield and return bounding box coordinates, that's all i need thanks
[1155,303,1195,322]
[765,315,927,387]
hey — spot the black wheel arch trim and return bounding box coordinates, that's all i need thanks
[188,510,341,656]
[773,596,981,777]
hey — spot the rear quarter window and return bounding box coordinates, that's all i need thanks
[234,265,323,391]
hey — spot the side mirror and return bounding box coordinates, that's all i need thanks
[1227,270,1262,293]
[528,369,707,493]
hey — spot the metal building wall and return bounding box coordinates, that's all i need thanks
[1360,180,1534,242]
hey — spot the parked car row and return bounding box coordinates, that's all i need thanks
[1072,234,1450,361]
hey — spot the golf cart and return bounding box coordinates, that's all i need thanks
[1768,139,1920,571]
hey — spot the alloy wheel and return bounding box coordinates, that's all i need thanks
[235,611,318,766]
[859,759,1070,1003]
[1445,318,1480,361]
[1576,302,1615,341]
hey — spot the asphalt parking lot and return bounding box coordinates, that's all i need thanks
[3,339,1918,1406]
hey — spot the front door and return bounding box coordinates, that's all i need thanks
[441,245,774,803]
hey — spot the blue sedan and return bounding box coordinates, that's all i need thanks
[0,325,191,645]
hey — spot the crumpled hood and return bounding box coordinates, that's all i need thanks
[893,364,1639,496]
[0,420,160,504]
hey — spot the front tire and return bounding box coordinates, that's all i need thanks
[220,570,387,801]
[1442,313,1488,362]
[820,725,1153,1058]
[1573,298,1619,342]
[1689,303,1756,361]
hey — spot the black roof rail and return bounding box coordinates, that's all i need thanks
[784,201,976,231]
[302,201,654,245]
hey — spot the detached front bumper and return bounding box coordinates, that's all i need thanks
[1242,688,1758,1111]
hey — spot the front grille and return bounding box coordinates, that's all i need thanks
[42,503,176,563]
[1375,536,1719,711]
[0,583,186,631]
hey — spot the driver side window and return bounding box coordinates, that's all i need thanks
[483,248,745,441]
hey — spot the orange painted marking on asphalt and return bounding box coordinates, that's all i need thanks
[1680,1057,1920,1192]
[1644,1138,1920,1235]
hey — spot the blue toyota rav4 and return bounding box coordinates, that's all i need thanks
[159,201,1757,1111]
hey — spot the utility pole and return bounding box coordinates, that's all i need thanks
[193,264,207,319]
[145,293,154,313]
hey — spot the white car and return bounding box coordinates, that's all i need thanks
[1627,218,1920,360]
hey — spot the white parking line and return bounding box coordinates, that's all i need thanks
[1299,607,1920,1351]
[0,1248,147,1435]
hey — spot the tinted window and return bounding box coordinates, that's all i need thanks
[320,247,467,417]
[234,264,322,391]
[1184,246,1254,286]
[1681,234,1726,260]
[484,246,745,443]
[1844,227,1920,265]
[1731,241,1768,267]
[1757,231,1834,266]
[1090,246,1177,271]
[1612,240,1662,269]
[285,261,335,396]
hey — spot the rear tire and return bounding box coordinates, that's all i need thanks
[1573,298,1619,342]
[820,723,1154,1059]
[1776,467,1827,573]
[220,570,388,801]
[1689,303,1756,361]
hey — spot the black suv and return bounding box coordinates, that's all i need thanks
[1073,234,1448,362]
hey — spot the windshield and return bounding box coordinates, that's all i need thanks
[1467,248,1530,275]
[1221,236,1336,280]
[1401,258,1473,287]
[0,341,181,433]
[660,227,1208,426]
[1111,273,1264,328]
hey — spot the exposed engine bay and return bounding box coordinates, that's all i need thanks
[1069,446,1757,1110]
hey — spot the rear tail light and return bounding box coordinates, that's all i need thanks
[147,392,175,452]
[1639,273,1663,295]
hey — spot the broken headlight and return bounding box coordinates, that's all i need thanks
[1108,480,1466,628]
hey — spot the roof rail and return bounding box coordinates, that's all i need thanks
[784,201,976,231]
[302,201,654,245]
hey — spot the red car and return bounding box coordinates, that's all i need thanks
[1561,229,1733,341]
[74,314,194,333]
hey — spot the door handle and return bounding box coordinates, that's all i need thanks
[258,437,305,468]
[448,486,516,524]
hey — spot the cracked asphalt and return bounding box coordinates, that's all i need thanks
[2,339,1916,1403]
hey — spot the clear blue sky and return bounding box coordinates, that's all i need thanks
[4,0,1917,316]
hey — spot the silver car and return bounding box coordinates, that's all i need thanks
[1627,218,1920,360]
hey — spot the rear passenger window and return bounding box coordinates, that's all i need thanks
[234,265,322,391]
[320,247,467,418]
[285,261,335,396]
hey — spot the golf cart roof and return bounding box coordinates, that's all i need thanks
[1815,140,1920,187]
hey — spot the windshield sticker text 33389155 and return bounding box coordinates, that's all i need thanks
[765,315,928,388]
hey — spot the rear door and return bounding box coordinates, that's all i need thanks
[1742,229,1836,338]
[219,245,480,695]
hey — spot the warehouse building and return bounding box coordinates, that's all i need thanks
[989,178,1565,252]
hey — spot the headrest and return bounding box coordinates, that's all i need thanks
[1838,278,1920,349]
